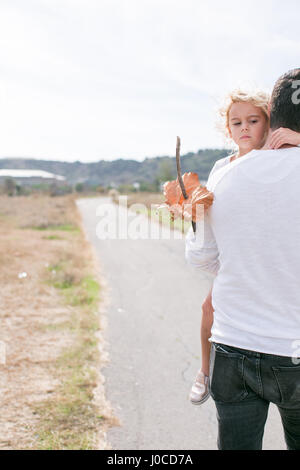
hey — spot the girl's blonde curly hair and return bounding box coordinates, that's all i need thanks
[218,88,270,144]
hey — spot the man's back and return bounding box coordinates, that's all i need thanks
[206,147,300,356]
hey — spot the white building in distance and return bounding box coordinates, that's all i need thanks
[0,169,66,185]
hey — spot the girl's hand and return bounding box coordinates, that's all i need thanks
[182,185,214,222]
[268,127,300,149]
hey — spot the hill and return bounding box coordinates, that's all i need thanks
[0,148,231,188]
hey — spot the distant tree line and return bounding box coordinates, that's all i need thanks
[0,148,231,195]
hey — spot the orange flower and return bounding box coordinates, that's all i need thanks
[163,172,200,206]
[158,172,214,222]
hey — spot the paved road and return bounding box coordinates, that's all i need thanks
[76,196,286,450]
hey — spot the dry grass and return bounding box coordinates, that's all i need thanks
[0,194,116,449]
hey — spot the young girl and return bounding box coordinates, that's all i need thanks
[189,88,300,405]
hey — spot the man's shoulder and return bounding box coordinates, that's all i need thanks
[208,147,300,192]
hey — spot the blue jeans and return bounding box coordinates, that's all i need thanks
[209,342,300,450]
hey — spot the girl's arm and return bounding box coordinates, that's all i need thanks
[185,213,220,276]
[268,127,300,149]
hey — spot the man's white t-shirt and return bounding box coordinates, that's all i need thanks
[185,147,300,357]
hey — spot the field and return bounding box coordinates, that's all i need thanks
[0,194,116,449]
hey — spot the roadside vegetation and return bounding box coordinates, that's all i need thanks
[0,194,115,450]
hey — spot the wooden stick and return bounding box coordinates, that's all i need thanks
[176,137,188,200]
[175,136,196,233]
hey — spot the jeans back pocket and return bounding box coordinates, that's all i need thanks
[272,364,300,405]
[209,343,248,403]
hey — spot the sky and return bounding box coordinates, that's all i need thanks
[0,0,300,163]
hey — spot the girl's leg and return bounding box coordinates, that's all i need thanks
[200,288,214,376]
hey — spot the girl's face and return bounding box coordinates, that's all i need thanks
[228,102,268,156]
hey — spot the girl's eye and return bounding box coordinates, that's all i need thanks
[250,120,258,124]
[233,123,241,126]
